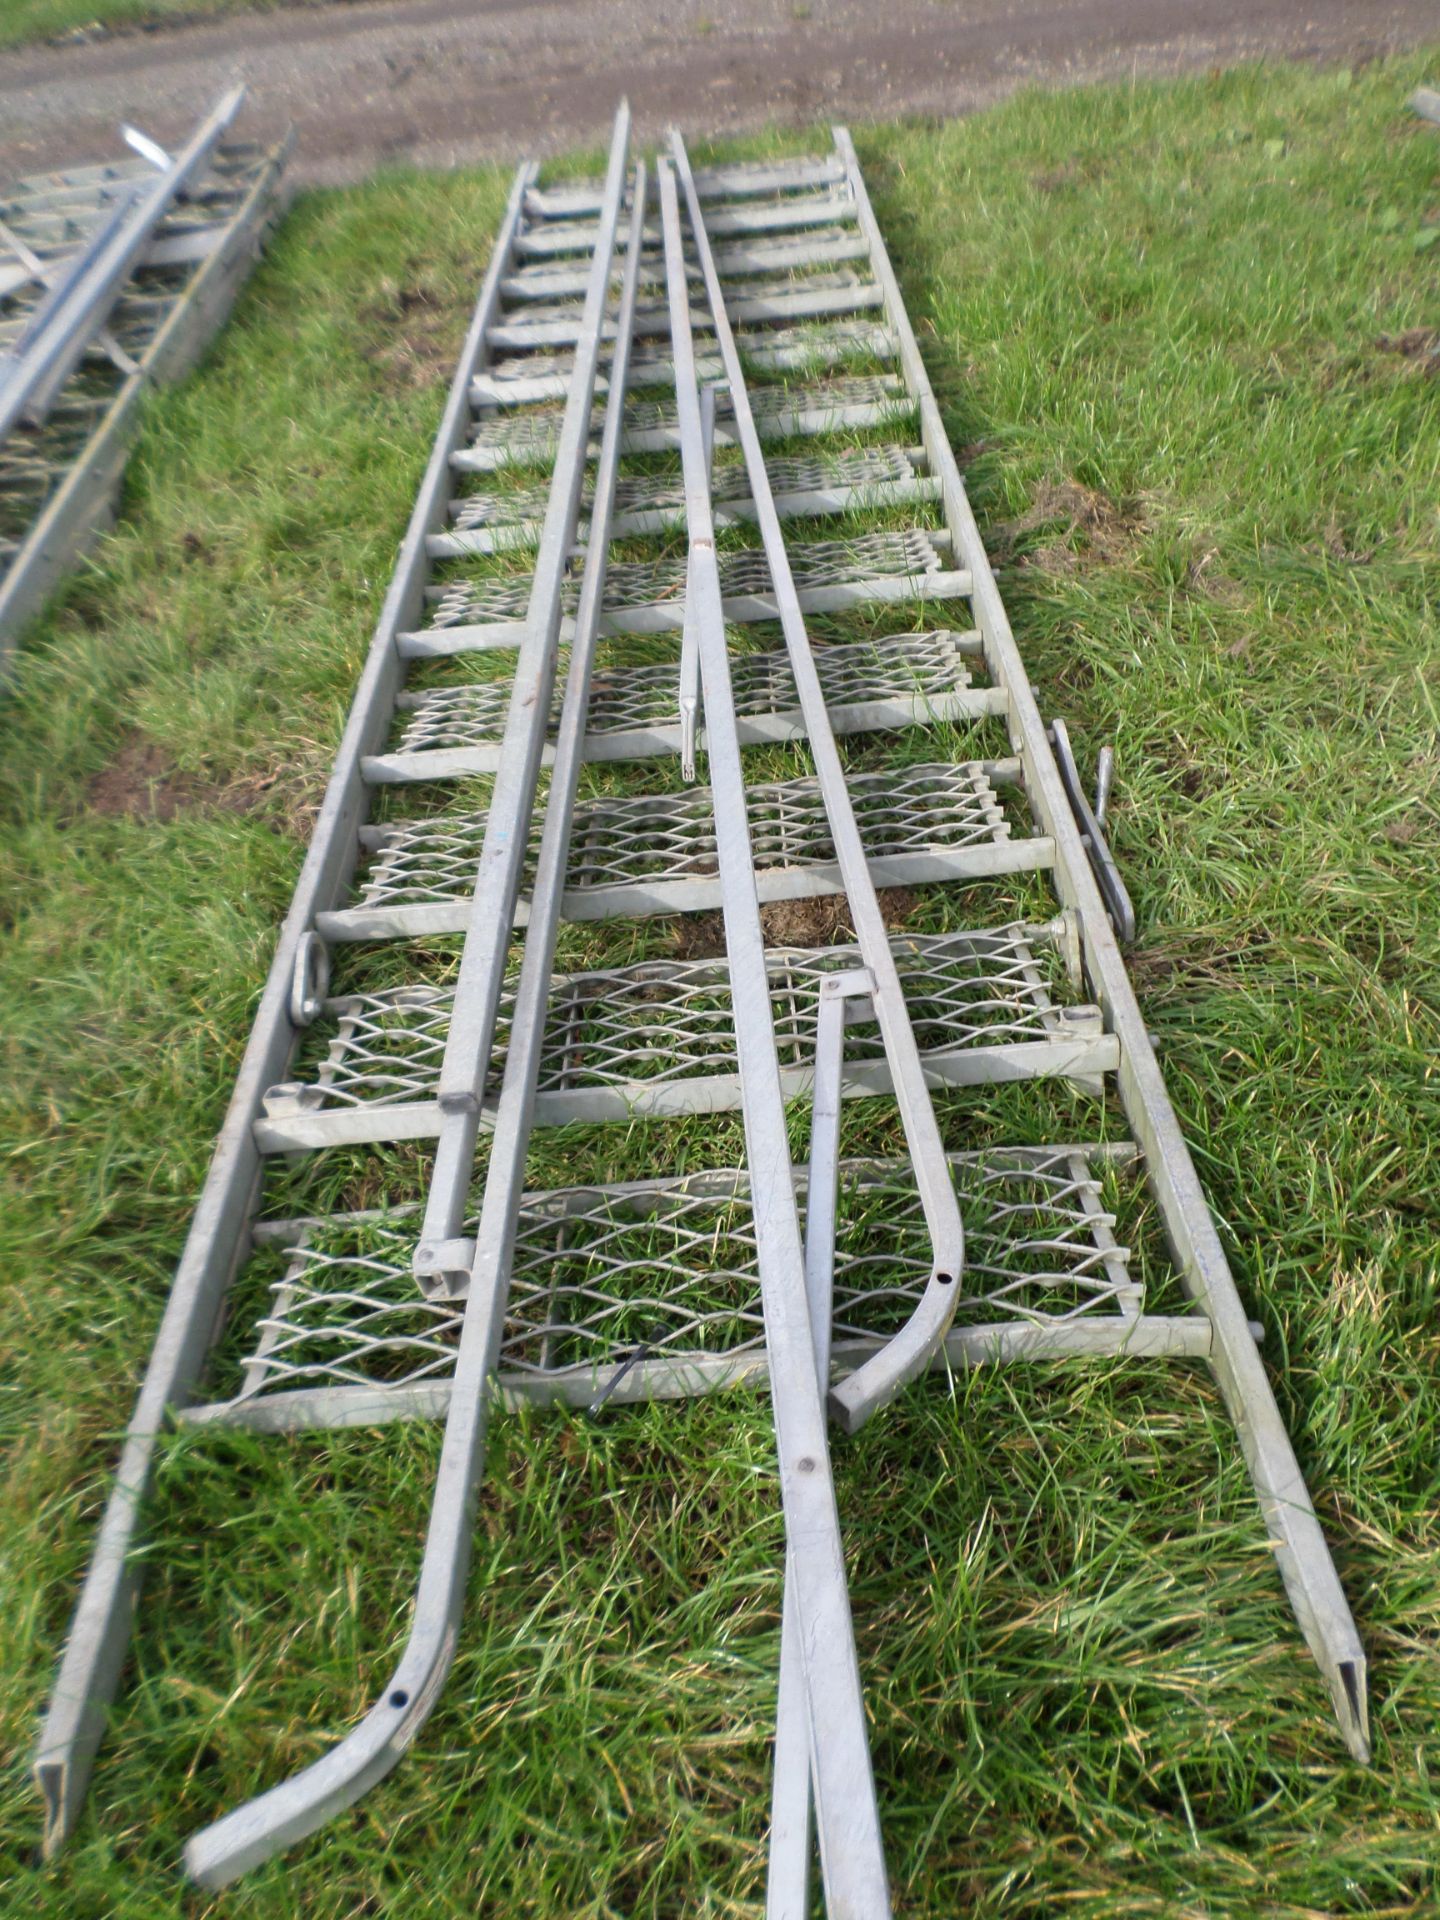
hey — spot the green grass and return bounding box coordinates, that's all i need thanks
[3,49,1440,1919]
[0,0,341,52]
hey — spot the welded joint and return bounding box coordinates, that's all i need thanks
[260,1081,324,1120]
[821,966,876,1025]
[1057,1003,1104,1039]
[413,1237,477,1299]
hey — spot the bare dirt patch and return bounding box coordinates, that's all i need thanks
[85,729,281,823]
[1375,328,1440,367]
[1321,516,1378,565]
[361,277,467,389]
[1382,812,1424,846]
[671,888,917,959]
[87,732,212,821]
[997,477,1146,575]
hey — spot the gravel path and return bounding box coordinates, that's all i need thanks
[0,0,1433,187]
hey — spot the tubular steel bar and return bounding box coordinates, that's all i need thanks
[0,87,245,440]
[34,155,541,1863]
[672,130,964,1433]
[658,153,889,1916]
[676,377,716,781]
[183,128,643,1895]
[418,164,646,1315]
[830,124,1368,1760]
[410,104,632,1300]
[770,966,873,1918]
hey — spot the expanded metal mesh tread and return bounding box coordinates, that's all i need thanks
[206,1148,1142,1417]
[516,189,856,259]
[390,631,974,757]
[496,269,875,336]
[0,282,180,372]
[351,760,1013,921]
[0,401,109,531]
[427,528,952,628]
[2,141,288,651]
[0,148,264,262]
[451,445,920,533]
[503,228,866,299]
[466,373,913,468]
[477,319,894,400]
[530,155,845,216]
[267,925,1080,1125]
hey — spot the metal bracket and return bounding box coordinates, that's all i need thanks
[289,931,330,1027]
[678,379,724,781]
[1047,718,1136,944]
[122,125,174,174]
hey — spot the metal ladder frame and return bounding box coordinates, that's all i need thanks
[33,116,1369,1904]
[0,106,292,669]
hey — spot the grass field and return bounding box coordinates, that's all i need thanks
[2,51,1439,1919]
[0,0,316,53]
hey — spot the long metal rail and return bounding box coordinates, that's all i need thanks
[409,106,632,1299]
[34,143,544,1867]
[183,106,639,1890]
[671,130,964,1433]
[829,123,1368,1767]
[35,116,1368,1904]
[657,150,888,1912]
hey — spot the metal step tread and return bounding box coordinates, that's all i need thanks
[187,1143,1147,1430]
[486,271,881,351]
[525,154,846,221]
[515,190,857,260]
[440,443,929,551]
[410,527,969,653]
[461,371,914,471]
[501,228,870,300]
[319,758,1049,943]
[366,629,996,781]
[472,318,895,406]
[257,922,1111,1150]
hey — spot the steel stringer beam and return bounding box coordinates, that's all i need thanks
[828,123,1368,1765]
[32,152,546,1865]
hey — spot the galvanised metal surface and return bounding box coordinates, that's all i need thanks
[654,150,888,1908]
[0,89,245,441]
[182,109,642,1890]
[0,102,291,670]
[35,108,1368,1908]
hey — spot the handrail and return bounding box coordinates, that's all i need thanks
[670,129,965,1433]
[181,109,636,1888]
[658,151,891,1918]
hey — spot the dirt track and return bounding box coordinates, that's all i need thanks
[0,0,1435,187]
